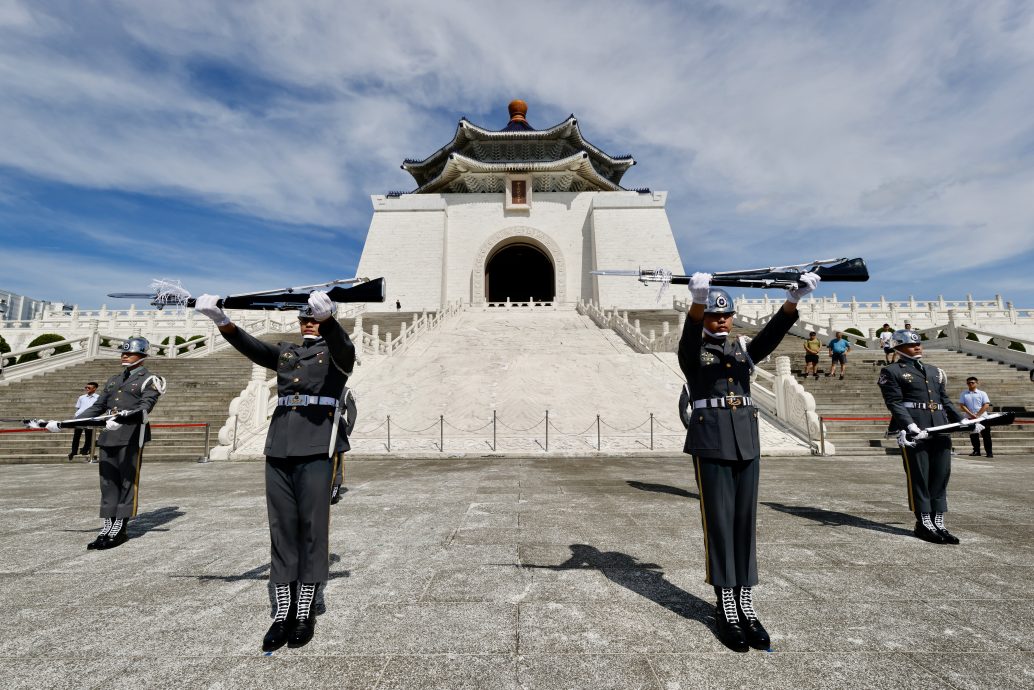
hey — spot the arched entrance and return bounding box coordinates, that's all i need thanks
[485,243,555,303]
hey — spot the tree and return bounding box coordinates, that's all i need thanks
[17,334,71,364]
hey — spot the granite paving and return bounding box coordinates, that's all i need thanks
[0,453,1031,688]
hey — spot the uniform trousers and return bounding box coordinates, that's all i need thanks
[333,451,344,487]
[265,455,333,583]
[98,443,145,519]
[900,436,952,514]
[693,456,760,588]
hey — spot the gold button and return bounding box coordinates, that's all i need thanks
[728,377,734,383]
[292,406,297,410]
[726,363,732,368]
[293,378,299,382]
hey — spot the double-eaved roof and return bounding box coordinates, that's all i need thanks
[397,101,638,195]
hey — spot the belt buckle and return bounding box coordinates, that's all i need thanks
[928,402,939,411]
[287,394,304,406]
[725,394,743,408]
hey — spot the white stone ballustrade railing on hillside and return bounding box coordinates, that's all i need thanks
[577,299,685,353]
[732,293,1032,330]
[0,303,368,352]
[211,301,464,458]
[0,306,368,382]
[750,355,832,455]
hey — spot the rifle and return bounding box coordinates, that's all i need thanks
[108,277,386,310]
[896,412,1015,446]
[4,414,117,429]
[592,257,869,290]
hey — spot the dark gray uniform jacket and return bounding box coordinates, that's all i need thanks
[878,358,961,432]
[678,309,798,460]
[224,318,356,458]
[79,365,163,447]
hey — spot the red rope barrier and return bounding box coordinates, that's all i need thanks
[822,417,891,422]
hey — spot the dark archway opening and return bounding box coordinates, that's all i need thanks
[485,243,555,303]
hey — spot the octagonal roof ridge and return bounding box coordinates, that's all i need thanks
[399,106,636,193]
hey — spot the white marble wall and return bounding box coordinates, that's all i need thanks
[355,190,685,311]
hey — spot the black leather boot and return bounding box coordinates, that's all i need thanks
[914,514,945,544]
[330,484,342,505]
[933,512,960,544]
[736,586,771,650]
[99,519,128,549]
[87,519,112,550]
[288,582,318,648]
[714,587,749,652]
[263,582,296,652]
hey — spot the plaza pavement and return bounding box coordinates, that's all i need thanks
[1,453,1032,689]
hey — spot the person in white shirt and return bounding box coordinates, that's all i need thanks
[959,377,993,458]
[878,323,895,364]
[69,382,99,461]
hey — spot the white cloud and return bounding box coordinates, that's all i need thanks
[1,0,1033,303]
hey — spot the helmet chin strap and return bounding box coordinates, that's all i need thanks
[703,327,729,339]
[302,334,319,341]
[897,351,922,360]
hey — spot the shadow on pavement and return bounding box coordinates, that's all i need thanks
[129,506,185,537]
[626,480,699,500]
[761,502,912,537]
[521,544,717,635]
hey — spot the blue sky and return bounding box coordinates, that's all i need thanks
[1,0,1032,308]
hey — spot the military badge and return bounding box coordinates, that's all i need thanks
[878,373,888,385]
[278,352,297,368]
[700,351,718,365]
[902,373,913,382]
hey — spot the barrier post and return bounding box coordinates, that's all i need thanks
[650,413,654,450]
[545,410,549,451]
[819,416,826,456]
[597,414,601,451]
[387,415,391,452]
[440,415,444,452]
[493,410,497,451]
[198,423,211,463]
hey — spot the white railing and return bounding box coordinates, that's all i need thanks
[210,301,465,458]
[577,300,651,353]
[0,303,368,352]
[751,355,832,455]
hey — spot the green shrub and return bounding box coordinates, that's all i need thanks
[965,332,979,341]
[1009,341,1026,352]
[157,335,187,356]
[0,334,10,355]
[17,333,71,363]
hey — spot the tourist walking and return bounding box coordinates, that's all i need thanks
[69,381,99,461]
[826,331,851,379]
[960,376,993,458]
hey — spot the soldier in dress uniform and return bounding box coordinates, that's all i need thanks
[44,336,166,550]
[678,271,819,652]
[195,291,355,652]
[877,329,966,545]
[330,386,357,505]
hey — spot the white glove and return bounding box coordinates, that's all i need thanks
[45,421,61,433]
[896,430,916,448]
[907,423,929,440]
[308,291,334,322]
[105,418,123,431]
[195,294,230,327]
[971,423,985,434]
[689,272,712,304]
[787,272,820,304]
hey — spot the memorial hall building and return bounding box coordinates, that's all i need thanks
[356,100,684,311]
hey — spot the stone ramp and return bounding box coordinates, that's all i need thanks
[346,309,809,455]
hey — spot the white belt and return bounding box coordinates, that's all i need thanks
[692,395,754,409]
[904,402,941,411]
[277,395,340,408]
